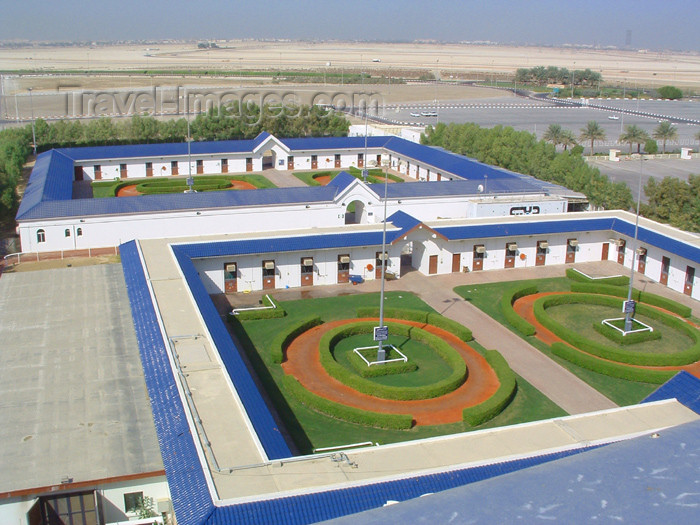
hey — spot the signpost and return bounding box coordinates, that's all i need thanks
[373,326,388,342]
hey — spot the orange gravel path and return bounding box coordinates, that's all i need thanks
[115,179,257,197]
[282,318,500,426]
[513,293,700,379]
[315,175,332,185]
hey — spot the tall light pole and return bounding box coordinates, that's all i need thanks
[28,87,36,155]
[624,156,644,332]
[376,159,390,362]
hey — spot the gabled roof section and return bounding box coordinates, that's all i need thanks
[386,210,447,244]
[325,171,356,192]
[252,132,289,154]
[16,150,74,220]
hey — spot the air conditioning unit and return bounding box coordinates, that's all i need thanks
[538,241,549,249]
[157,498,172,514]
[225,263,237,273]
[339,255,350,264]
[636,247,647,256]
[475,246,486,254]
[302,258,313,266]
[376,253,388,260]
[507,243,518,252]
[263,261,275,270]
[568,239,579,247]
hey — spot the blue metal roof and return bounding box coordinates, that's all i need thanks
[435,217,616,241]
[172,246,292,460]
[17,185,339,220]
[180,230,391,260]
[16,150,74,218]
[120,241,216,525]
[204,446,599,525]
[642,371,700,413]
[325,419,700,525]
[325,171,356,191]
[611,217,700,265]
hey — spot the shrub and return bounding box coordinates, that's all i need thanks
[348,347,418,377]
[534,293,700,366]
[282,375,413,429]
[320,321,467,400]
[657,85,683,100]
[356,307,472,341]
[551,343,675,384]
[229,295,286,320]
[462,350,517,426]
[592,320,662,345]
[500,284,538,336]
[570,282,691,318]
[566,268,629,286]
[269,316,323,364]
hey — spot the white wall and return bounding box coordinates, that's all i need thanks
[0,476,169,525]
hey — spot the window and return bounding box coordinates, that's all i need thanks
[301,257,313,274]
[38,491,98,525]
[338,254,350,272]
[65,229,71,237]
[124,491,143,513]
[37,229,46,243]
[77,228,83,237]
[262,260,275,277]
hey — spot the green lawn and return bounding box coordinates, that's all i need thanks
[92,174,276,197]
[292,170,341,186]
[335,334,451,387]
[231,291,568,453]
[546,303,693,354]
[454,278,664,405]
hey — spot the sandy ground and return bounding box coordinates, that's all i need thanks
[2,41,700,88]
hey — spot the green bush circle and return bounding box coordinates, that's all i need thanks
[319,321,467,400]
[533,293,700,366]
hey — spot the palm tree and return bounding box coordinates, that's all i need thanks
[653,121,678,154]
[619,125,649,154]
[560,129,577,151]
[543,124,563,148]
[696,129,700,147]
[579,121,606,155]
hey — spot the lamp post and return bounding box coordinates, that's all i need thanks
[376,159,390,362]
[623,156,644,332]
[28,87,36,155]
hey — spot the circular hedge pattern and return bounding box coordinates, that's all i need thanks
[533,293,700,367]
[319,321,467,400]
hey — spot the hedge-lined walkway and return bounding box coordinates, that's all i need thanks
[513,292,700,378]
[282,317,499,426]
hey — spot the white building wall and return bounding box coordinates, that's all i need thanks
[0,476,169,525]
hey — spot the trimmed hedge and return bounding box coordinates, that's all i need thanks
[462,350,517,426]
[566,268,629,286]
[320,321,467,400]
[229,295,286,320]
[551,343,675,384]
[269,316,323,364]
[534,293,700,366]
[348,348,418,378]
[570,282,692,318]
[592,320,662,345]
[500,284,538,336]
[356,307,473,341]
[282,375,413,429]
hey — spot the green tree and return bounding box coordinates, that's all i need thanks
[644,139,658,154]
[619,125,649,154]
[641,175,700,232]
[579,121,606,155]
[657,86,683,99]
[543,124,563,148]
[652,121,677,154]
[559,129,577,151]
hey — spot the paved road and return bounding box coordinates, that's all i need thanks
[393,270,618,415]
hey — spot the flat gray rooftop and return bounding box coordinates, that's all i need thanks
[0,264,162,494]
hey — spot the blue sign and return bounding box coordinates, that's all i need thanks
[622,300,636,314]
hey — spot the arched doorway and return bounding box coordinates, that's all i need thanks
[345,200,366,224]
[262,149,277,170]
